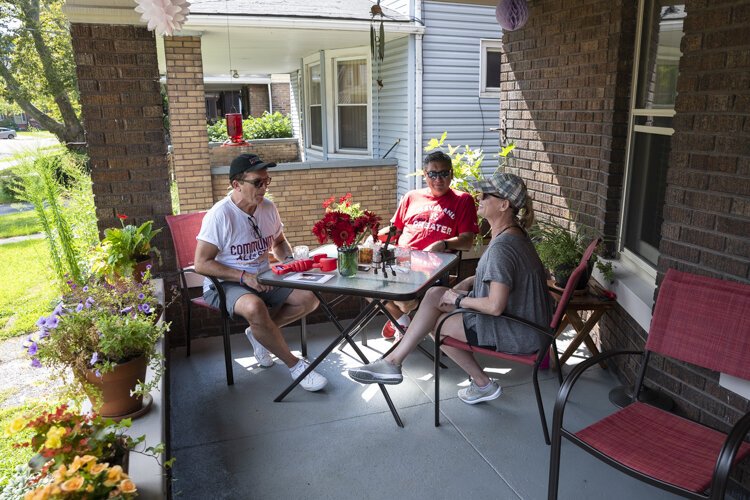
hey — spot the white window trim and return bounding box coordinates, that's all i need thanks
[303,54,324,152]
[479,39,502,98]
[325,47,372,156]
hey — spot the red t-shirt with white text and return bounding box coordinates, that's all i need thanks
[391,188,478,250]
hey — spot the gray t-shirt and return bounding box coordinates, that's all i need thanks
[465,232,552,354]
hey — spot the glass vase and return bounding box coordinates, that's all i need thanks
[337,246,359,277]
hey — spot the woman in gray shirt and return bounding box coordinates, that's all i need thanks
[349,172,551,405]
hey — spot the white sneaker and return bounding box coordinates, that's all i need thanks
[290,359,328,392]
[245,327,274,368]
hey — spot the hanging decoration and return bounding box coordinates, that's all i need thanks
[224,113,248,147]
[370,1,385,88]
[495,0,529,31]
[134,0,191,37]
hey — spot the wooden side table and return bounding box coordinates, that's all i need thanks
[548,280,615,368]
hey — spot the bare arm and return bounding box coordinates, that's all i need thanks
[194,240,270,292]
[271,232,293,263]
[440,280,509,316]
[422,231,475,253]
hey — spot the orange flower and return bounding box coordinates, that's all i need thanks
[60,475,85,492]
[104,465,124,486]
[119,478,138,494]
[90,462,108,475]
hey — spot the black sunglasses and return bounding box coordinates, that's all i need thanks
[247,215,263,239]
[238,176,272,188]
[481,192,503,200]
[425,170,451,180]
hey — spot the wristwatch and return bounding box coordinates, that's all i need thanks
[454,294,464,309]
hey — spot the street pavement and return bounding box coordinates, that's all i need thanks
[0,133,60,170]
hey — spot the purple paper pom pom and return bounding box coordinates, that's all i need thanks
[496,0,529,31]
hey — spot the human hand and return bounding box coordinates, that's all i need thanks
[439,289,463,312]
[242,272,271,293]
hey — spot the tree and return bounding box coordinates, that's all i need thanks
[0,0,84,147]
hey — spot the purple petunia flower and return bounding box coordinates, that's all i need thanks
[90,352,99,366]
[46,316,59,329]
[85,297,95,309]
[95,370,102,378]
[38,330,49,340]
[83,286,89,292]
[30,358,41,368]
[139,303,152,314]
[121,306,133,314]
[52,304,64,316]
[138,293,145,300]
[27,342,38,356]
[146,264,152,270]
[76,302,84,312]
[36,316,47,328]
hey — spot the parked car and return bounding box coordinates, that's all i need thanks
[0,127,16,139]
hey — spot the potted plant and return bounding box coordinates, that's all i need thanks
[24,271,169,418]
[90,214,161,282]
[530,220,614,289]
[312,193,380,277]
[4,404,171,499]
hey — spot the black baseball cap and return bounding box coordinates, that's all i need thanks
[229,153,276,178]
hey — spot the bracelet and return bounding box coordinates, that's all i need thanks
[454,294,464,309]
[240,270,246,283]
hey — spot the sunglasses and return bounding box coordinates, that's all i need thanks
[247,215,263,240]
[425,170,451,180]
[238,176,272,188]
[481,193,503,200]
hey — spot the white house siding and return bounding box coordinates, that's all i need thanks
[422,1,501,175]
[289,70,303,159]
[375,35,413,196]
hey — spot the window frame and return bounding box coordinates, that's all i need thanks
[303,56,323,151]
[479,39,502,98]
[331,55,371,154]
[618,0,684,277]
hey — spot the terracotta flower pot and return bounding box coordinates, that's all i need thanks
[133,258,152,283]
[85,355,147,418]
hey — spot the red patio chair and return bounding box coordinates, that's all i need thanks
[166,212,308,386]
[548,269,750,499]
[433,237,602,445]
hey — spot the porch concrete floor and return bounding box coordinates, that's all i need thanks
[169,320,681,500]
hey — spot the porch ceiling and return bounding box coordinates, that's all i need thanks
[64,0,419,79]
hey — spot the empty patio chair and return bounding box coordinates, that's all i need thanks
[166,212,308,386]
[548,268,750,499]
[433,237,602,444]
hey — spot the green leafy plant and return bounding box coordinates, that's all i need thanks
[245,112,293,139]
[206,112,293,142]
[24,273,169,405]
[11,148,97,286]
[90,215,161,281]
[529,220,615,285]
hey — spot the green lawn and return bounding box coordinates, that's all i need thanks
[0,210,40,239]
[0,238,57,341]
[16,130,56,140]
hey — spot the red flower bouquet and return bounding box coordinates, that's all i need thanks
[312,193,380,250]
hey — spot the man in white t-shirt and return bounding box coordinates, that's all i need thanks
[195,153,327,392]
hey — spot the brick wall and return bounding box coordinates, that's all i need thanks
[271,82,291,115]
[70,23,173,272]
[248,84,270,117]
[502,0,750,491]
[208,139,299,168]
[500,0,635,244]
[164,36,213,213]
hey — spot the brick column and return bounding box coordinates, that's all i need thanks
[164,36,213,212]
[271,82,291,115]
[248,84,270,117]
[70,24,173,271]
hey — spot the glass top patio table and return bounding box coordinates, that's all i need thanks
[257,244,459,427]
